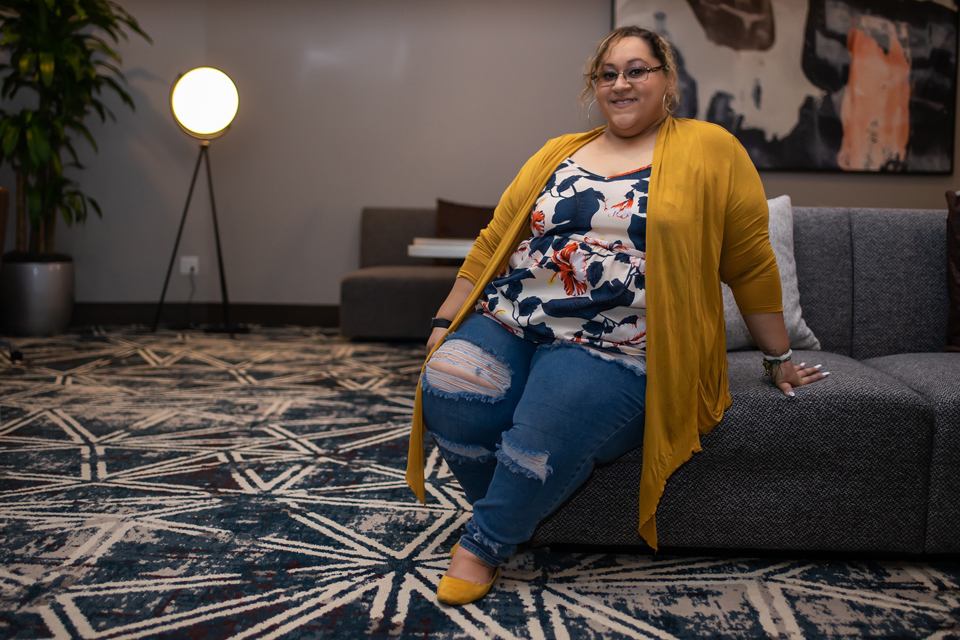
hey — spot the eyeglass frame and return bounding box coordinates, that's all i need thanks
[592,64,667,88]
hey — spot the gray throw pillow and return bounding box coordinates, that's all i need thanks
[722,195,821,351]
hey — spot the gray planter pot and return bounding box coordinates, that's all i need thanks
[0,256,75,336]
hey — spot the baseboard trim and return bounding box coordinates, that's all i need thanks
[72,303,340,328]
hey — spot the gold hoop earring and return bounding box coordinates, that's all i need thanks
[662,92,667,114]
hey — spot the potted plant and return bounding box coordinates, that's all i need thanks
[0,0,150,335]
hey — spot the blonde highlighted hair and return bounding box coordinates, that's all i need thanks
[580,26,681,116]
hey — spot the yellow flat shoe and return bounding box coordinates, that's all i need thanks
[437,568,500,606]
[449,541,459,557]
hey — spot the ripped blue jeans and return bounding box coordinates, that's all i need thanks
[420,312,646,568]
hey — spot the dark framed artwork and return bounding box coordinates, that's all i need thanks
[614,0,959,173]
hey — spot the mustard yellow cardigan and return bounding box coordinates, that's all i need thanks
[405,117,782,551]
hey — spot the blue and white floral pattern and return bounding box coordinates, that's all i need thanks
[481,158,650,358]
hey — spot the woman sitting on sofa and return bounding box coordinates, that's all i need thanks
[405,25,828,606]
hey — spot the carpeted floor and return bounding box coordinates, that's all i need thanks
[0,327,957,639]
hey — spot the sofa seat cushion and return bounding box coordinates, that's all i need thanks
[862,352,960,553]
[340,266,459,339]
[533,350,934,553]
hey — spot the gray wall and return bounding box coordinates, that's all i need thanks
[1,0,957,305]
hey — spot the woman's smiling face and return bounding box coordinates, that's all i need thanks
[595,36,669,138]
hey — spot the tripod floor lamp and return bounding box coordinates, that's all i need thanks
[152,67,246,334]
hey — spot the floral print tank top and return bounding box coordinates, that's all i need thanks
[480,157,650,358]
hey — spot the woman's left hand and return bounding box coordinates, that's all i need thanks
[772,360,830,397]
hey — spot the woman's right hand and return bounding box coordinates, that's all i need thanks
[426,326,447,354]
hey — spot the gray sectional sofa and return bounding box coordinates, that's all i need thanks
[341,206,959,554]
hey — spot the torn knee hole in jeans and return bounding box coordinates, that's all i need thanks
[422,339,511,401]
[430,431,495,465]
[496,432,553,483]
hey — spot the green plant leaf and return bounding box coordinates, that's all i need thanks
[101,76,133,109]
[24,127,39,166]
[65,54,82,80]
[65,119,98,153]
[89,195,102,218]
[86,37,121,63]
[27,188,41,225]
[90,100,105,121]
[51,118,65,140]
[30,122,51,162]
[78,192,88,223]
[2,123,19,157]
[63,191,81,226]
[94,60,122,77]
[1,31,20,46]
[18,53,35,76]
[39,52,54,87]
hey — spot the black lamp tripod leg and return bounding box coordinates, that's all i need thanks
[152,145,207,332]
[204,145,233,330]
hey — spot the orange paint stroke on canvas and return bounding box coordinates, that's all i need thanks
[837,18,911,171]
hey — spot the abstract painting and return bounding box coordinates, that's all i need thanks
[614,0,959,173]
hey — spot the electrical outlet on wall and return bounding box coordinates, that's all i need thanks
[180,256,199,275]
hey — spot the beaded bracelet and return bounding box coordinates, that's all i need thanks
[762,348,792,362]
[761,349,793,386]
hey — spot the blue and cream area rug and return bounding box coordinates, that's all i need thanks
[0,327,957,639]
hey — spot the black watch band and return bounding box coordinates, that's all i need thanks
[431,317,452,330]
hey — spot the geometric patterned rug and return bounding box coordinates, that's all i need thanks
[0,327,957,639]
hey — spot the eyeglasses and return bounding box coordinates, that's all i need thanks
[593,65,666,88]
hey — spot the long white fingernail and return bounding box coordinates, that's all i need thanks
[814,364,823,369]
[822,372,831,376]
[799,362,806,367]
[788,391,795,397]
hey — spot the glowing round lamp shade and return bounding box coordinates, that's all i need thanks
[171,67,239,139]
